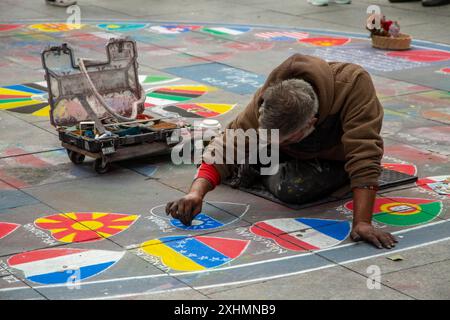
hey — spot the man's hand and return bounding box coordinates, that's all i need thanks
[351,222,398,249]
[165,193,203,226]
[165,177,213,226]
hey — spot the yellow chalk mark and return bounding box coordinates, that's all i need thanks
[112,215,139,222]
[91,212,109,219]
[35,218,62,224]
[59,233,76,243]
[49,228,69,234]
[31,105,50,117]
[197,103,235,114]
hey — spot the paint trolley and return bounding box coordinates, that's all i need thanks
[41,38,187,173]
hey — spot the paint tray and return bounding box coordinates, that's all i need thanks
[41,37,145,127]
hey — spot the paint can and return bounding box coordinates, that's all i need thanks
[199,119,222,146]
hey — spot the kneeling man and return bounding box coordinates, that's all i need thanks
[166,54,397,249]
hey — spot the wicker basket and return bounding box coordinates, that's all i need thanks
[371,33,411,50]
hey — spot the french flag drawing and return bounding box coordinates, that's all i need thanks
[7,248,125,285]
[250,218,351,251]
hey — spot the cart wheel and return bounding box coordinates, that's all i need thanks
[67,150,85,164]
[93,158,110,174]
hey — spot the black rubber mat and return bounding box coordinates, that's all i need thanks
[224,168,418,210]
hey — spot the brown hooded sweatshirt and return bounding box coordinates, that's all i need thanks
[202,54,384,189]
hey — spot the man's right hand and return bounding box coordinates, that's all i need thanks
[166,177,214,226]
[165,192,203,226]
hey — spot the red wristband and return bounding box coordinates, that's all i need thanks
[195,163,221,189]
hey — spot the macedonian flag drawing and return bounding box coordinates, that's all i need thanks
[35,212,139,243]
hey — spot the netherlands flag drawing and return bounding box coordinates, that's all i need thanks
[7,248,125,285]
[250,218,350,251]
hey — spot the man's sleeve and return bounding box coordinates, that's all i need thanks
[340,70,384,189]
[202,88,262,181]
[195,163,221,189]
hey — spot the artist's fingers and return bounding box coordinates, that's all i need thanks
[177,201,185,220]
[350,230,362,242]
[180,210,192,226]
[366,234,383,249]
[165,202,174,215]
[168,202,179,218]
[183,202,193,219]
[192,202,202,216]
[389,233,398,243]
[379,234,393,249]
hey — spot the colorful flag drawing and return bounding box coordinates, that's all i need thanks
[417,176,450,197]
[35,212,139,243]
[255,31,309,41]
[0,222,20,240]
[140,236,250,271]
[201,27,250,36]
[96,23,148,32]
[150,25,202,34]
[299,36,350,47]
[0,83,49,117]
[386,50,450,63]
[436,67,450,75]
[154,103,236,118]
[0,24,21,32]
[382,163,417,176]
[29,23,84,32]
[345,197,442,226]
[250,218,350,251]
[138,75,180,86]
[145,85,214,106]
[170,213,224,230]
[8,248,124,285]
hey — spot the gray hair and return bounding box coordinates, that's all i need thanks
[258,79,319,137]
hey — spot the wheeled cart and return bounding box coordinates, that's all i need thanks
[41,38,188,173]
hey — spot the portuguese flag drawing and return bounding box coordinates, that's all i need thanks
[344,197,442,226]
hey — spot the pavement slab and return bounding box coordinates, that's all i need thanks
[201,265,412,300]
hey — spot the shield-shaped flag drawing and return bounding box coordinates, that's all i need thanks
[250,218,351,251]
[8,248,124,285]
[140,236,250,271]
[35,212,139,243]
[417,176,450,197]
[299,36,350,46]
[345,197,442,226]
[382,163,417,176]
[0,222,20,240]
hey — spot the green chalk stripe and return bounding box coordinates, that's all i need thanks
[0,97,32,104]
[146,92,191,102]
[142,75,173,83]
[202,28,227,36]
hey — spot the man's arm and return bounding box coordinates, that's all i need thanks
[340,69,398,249]
[350,187,397,249]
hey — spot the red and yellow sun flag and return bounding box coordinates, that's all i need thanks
[35,212,139,243]
[299,37,350,47]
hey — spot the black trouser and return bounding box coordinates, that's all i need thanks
[261,158,349,205]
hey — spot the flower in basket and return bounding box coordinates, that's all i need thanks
[366,13,401,38]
